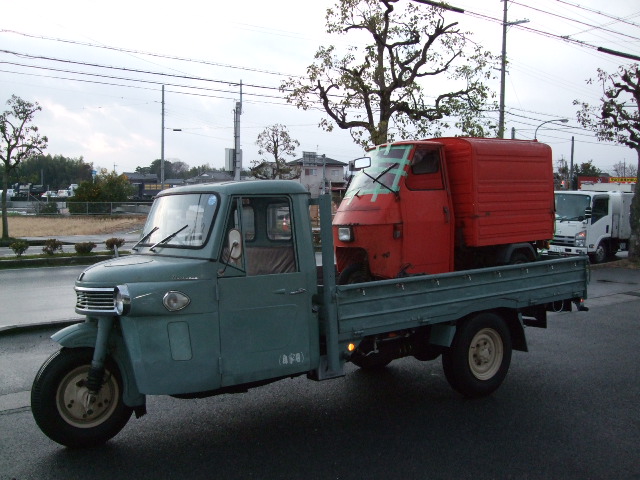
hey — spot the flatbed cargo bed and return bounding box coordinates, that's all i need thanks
[333,256,588,342]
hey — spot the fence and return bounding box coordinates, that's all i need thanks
[6,201,152,216]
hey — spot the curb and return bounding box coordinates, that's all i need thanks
[0,319,82,336]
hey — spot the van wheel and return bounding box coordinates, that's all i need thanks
[338,263,370,285]
[31,348,133,448]
[508,251,529,265]
[442,313,512,398]
[590,241,608,264]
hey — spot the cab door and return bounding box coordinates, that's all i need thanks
[217,196,312,387]
[400,146,454,274]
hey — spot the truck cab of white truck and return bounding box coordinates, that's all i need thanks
[550,183,634,263]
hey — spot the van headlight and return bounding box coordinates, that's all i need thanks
[115,285,131,316]
[338,226,353,242]
[163,291,191,311]
[575,231,586,247]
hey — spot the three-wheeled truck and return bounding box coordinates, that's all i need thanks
[31,180,589,448]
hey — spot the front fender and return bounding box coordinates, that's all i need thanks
[52,321,145,408]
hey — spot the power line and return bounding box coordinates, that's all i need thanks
[551,0,640,29]
[0,49,285,92]
[509,1,640,43]
[0,29,298,78]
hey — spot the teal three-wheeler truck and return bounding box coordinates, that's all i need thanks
[31,180,589,447]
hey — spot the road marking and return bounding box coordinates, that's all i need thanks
[0,391,29,413]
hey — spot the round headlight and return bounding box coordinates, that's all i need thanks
[115,285,131,316]
[163,291,191,311]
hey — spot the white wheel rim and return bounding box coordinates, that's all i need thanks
[56,365,119,428]
[468,328,503,380]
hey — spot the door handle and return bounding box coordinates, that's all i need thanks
[289,288,307,295]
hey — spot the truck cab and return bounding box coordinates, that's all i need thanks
[550,186,634,263]
[73,181,320,395]
[334,140,453,281]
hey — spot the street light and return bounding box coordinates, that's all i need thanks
[534,118,569,140]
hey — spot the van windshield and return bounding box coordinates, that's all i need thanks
[555,193,590,221]
[138,193,219,249]
[345,145,411,200]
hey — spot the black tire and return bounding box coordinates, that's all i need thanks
[508,251,529,265]
[590,241,608,264]
[441,313,512,398]
[338,263,370,285]
[31,348,133,448]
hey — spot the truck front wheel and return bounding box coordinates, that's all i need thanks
[590,241,608,264]
[31,348,133,448]
[338,263,371,285]
[442,313,512,398]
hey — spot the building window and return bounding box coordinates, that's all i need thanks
[305,168,317,176]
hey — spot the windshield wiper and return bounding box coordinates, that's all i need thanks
[132,226,159,251]
[362,162,399,196]
[150,225,188,252]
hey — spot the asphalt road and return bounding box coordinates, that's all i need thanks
[0,265,639,479]
[1,299,640,479]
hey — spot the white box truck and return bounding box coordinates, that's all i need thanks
[550,183,634,263]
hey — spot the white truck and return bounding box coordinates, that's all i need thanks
[550,183,635,263]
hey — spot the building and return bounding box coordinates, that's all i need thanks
[288,152,347,198]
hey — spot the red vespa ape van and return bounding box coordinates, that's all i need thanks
[333,137,554,284]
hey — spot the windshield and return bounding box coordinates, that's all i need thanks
[555,193,590,221]
[345,145,411,200]
[139,193,219,249]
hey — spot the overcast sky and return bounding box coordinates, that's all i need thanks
[2,0,639,178]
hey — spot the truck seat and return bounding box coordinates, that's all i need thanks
[245,246,296,276]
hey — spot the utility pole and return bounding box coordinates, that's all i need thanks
[161,85,165,191]
[498,1,528,138]
[569,136,575,190]
[233,80,243,182]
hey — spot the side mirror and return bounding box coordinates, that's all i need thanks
[350,157,371,171]
[584,207,592,219]
[227,229,242,260]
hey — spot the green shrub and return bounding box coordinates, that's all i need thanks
[105,237,125,251]
[42,239,64,255]
[74,242,97,254]
[10,240,30,257]
[37,202,60,215]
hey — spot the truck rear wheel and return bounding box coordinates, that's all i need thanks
[31,348,133,448]
[442,313,512,398]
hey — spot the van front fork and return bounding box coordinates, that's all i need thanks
[85,317,114,394]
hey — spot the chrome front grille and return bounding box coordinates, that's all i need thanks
[551,235,575,246]
[75,287,116,314]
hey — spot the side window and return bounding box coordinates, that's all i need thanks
[222,196,297,276]
[405,149,444,190]
[591,197,609,224]
[268,203,292,241]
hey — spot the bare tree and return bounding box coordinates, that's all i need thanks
[1,95,48,240]
[281,0,497,148]
[251,125,301,180]
[610,160,638,178]
[574,64,640,260]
